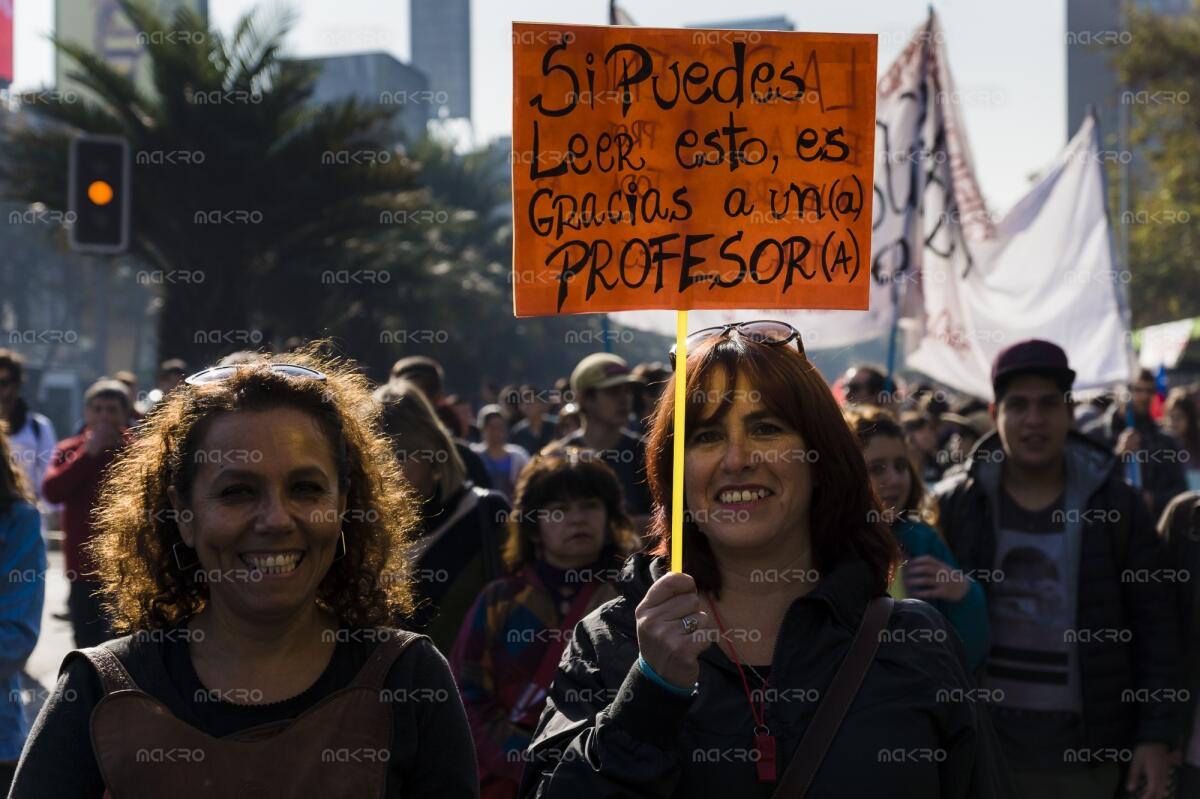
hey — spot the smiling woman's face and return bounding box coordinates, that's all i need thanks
[169,407,347,624]
[683,370,814,555]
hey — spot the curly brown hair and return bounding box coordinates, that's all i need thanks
[89,343,419,632]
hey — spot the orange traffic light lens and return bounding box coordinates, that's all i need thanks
[87,180,114,206]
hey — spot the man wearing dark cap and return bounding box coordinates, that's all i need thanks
[561,353,651,528]
[936,340,1177,799]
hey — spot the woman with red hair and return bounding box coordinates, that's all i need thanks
[519,321,1010,798]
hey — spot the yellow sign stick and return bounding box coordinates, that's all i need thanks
[671,310,687,573]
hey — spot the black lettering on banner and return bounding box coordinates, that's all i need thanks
[517,29,871,312]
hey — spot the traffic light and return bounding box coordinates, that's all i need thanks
[68,135,130,253]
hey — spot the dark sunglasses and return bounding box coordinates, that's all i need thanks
[668,320,803,371]
[184,364,327,385]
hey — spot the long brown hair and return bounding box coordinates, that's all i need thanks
[90,343,419,632]
[645,335,899,596]
[1166,388,1200,457]
[0,422,32,515]
[842,405,940,531]
[374,379,468,507]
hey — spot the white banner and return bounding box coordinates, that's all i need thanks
[905,113,1134,397]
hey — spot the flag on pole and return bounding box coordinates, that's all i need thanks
[904,112,1134,397]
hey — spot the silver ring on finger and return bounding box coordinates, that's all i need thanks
[681,615,698,634]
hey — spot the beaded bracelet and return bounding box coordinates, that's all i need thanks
[637,655,699,698]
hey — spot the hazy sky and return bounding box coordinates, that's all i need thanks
[11,0,1069,212]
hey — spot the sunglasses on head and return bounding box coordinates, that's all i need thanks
[184,364,327,385]
[668,320,803,371]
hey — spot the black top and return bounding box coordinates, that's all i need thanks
[456,440,493,490]
[10,629,478,798]
[510,418,557,456]
[407,486,510,653]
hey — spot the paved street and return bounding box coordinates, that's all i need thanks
[24,551,76,710]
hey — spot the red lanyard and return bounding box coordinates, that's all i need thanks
[706,594,777,783]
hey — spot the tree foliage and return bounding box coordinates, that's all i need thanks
[1113,1,1200,328]
[0,1,668,394]
[0,0,426,366]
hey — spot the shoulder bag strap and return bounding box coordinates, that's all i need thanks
[72,646,140,695]
[771,595,894,799]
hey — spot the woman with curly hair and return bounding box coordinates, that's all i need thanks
[10,347,478,798]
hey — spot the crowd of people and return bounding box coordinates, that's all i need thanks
[0,329,1197,797]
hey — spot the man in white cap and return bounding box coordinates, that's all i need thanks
[561,353,651,528]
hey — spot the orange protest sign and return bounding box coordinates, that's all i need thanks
[512,23,877,317]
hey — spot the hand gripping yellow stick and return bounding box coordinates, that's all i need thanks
[671,310,687,573]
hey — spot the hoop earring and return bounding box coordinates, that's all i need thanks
[172,541,199,571]
[333,529,347,561]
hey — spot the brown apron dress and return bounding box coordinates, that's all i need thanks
[77,630,422,798]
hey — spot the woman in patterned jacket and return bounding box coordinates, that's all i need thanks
[450,444,639,798]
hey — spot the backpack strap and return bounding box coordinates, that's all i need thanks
[771,596,894,798]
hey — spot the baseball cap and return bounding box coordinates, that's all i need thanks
[85,378,133,408]
[990,339,1076,399]
[571,353,638,396]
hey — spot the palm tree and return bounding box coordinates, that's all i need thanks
[0,0,427,365]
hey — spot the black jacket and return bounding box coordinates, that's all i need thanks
[518,552,1012,798]
[934,430,1180,750]
[1157,491,1200,752]
[1081,404,1190,520]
